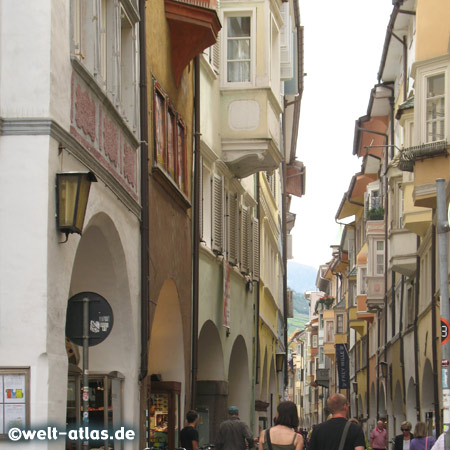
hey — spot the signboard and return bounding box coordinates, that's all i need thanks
[336,343,350,389]
[66,292,114,346]
[442,317,450,346]
[315,369,329,388]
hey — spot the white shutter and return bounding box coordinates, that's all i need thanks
[240,206,250,274]
[212,174,224,254]
[252,217,260,280]
[199,160,204,241]
[229,193,239,266]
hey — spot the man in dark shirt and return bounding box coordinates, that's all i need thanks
[215,406,254,450]
[180,410,199,450]
[308,394,366,450]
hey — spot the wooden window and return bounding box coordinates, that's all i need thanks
[153,82,189,197]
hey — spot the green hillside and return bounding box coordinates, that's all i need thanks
[287,290,310,336]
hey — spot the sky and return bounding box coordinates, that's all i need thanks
[290,0,395,270]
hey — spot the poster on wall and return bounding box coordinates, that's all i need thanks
[4,404,26,429]
[0,370,28,437]
[4,374,26,403]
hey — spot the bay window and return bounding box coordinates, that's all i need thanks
[426,73,445,142]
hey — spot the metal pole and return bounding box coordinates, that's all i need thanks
[436,178,450,432]
[83,297,89,445]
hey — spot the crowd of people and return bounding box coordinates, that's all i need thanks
[180,394,442,450]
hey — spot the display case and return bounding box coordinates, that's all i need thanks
[146,381,181,450]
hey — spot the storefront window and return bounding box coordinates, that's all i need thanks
[66,369,124,450]
[146,381,181,450]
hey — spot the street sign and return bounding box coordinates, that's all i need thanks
[442,317,450,345]
[66,292,114,346]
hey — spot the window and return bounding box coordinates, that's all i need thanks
[312,334,318,348]
[226,16,251,83]
[375,240,385,276]
[71,0,139,130]
[325,321,334,343]
[153,82,188,197]
[426,73,445,142]
[319,347,324,366]
[336,314,344,334]
[357,267,367,296]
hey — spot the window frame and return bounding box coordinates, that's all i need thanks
[414,58,449,144]
[221,8,256,89]
[153,81,189,198]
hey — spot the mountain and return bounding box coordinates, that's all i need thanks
[287,261,317,294]
[286,261,318,335]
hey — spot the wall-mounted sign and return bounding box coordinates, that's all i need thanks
[66,292,114,347]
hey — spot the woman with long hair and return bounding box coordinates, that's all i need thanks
[258,401,304,450]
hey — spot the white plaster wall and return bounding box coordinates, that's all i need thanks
[0,0,52,117]
[0,134,141,447]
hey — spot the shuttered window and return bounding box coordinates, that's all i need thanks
[228,193,239,265]
[212,174,224,254]
[252,217,260,280]
[240,206,250,274]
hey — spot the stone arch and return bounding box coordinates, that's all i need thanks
[393,381,405,433]
[148,278,185,396]
[69,212,135,373]
[379,381,387,418]
[268,357,277,425]
[228,335,250,424]
[198,320,225,380]
[260,349,268,402]
[370,382,376,420]
[421,359,434,420]
[406,377,416,423]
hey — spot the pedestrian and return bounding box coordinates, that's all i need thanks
[258,400,304,450]
[180,410,199,450]
[393,421,413,450]
[307,393,366,450]
[410,422,435,450]
[215,406,254,450]
[370,421,388,450]
[349,418,370,450]
[429,430,447,450]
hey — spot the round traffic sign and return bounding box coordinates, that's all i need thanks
[65,292,114,346]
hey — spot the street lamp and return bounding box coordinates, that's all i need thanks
[276,352,285,372]
[56,172,97,239]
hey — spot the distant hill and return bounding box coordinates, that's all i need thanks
[287,261,318,335]
[287,261,317,294]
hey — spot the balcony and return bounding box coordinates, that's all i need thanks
[165,0,221,85]
[349,306,366,336]
[221,89,283,178]
[366,276,385,310]
[389,228,417,276]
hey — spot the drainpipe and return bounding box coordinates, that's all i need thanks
[431,225,441,434]
[414,236,421,421]
[139,0,149,385]
[191,55,201,409]
[138,1,150,447]
[399,275,406,407]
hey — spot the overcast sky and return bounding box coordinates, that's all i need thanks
[290,0,394,270]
